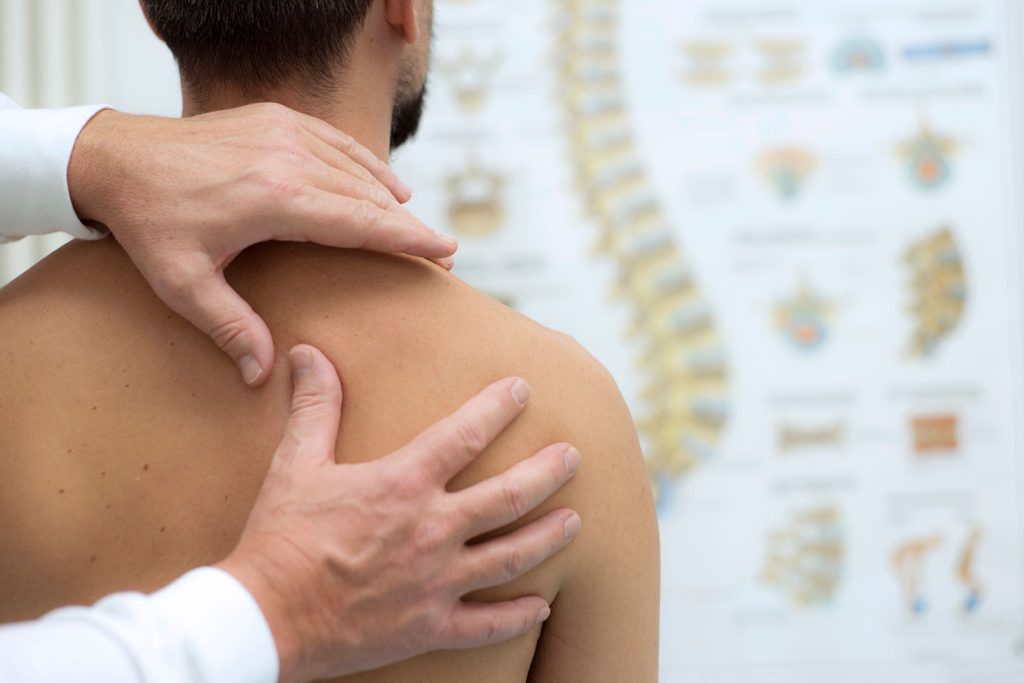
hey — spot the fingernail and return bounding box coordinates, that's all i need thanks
[564,513,581,540]
[563,447,581,476]
[440,257,455,270]
[435,230,459,249]
[510,379,531,407]
[399,180,414,199]
[537,605,552,622]
[290,348,314,381]
[238,354,263,386]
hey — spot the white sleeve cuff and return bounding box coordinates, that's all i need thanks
[146,567,281,683]
[0,565,278,683]
[0,100,110,242]
[0,567,278,683]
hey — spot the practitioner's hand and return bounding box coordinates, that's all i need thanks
[217,345,582,683]
[67,104,456,387]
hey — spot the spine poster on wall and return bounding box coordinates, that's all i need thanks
[394,0,1024,680]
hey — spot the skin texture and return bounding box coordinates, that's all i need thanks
[0,239,660,682]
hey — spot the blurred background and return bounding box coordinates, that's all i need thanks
[3,0,1024,680]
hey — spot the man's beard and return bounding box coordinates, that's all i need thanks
[390,81,427,151]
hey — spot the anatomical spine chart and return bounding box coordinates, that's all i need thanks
[401,1,1024,681]
[555,0,730,492]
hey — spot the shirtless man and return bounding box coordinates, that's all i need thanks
[0,1,660,681]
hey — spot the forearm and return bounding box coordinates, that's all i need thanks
[0,567,278,683]
[0,93,108,241]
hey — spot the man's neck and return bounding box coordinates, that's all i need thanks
[180,34,401,161]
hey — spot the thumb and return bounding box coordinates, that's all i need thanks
[164,268,276,387]
[275,345,343,467]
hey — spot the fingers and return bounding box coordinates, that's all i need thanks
[440,596,552,650]
[273,345,344,467]
[457,508,581,595]
[430,256,456,272]
[454,444,580,538]
[297,113,412,203]
[296,120,459,264]
[306,158,396,214]
[301,131,399,211]
[396,378,532,483]
[291,188,457,260]
[159,266,276,387]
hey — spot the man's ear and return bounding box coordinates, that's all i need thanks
[384,0,419,44]
[137,0,164,42]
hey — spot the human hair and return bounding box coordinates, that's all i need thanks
[140,0,375,98]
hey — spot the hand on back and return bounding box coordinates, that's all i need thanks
[218,346,582,682]
[68,103,458,385]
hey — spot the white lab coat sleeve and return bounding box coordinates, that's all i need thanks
[0,567,279,683]
[0,92,110,242]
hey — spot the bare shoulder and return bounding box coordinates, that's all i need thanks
[512,328,660,681]
[232,245,660,681]
[0,239,658,680]
[237,242,656,552]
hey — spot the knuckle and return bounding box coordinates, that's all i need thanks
[413,517,451,555]
[270,141,308,165]
[290,385,338,416]
[337,132,358,157]
[263,102,299,131]
[483,611,504,645]
[503,547,527,581]
[156,264,198,306]
[369,185,393,209]
[208,315,251,353]
[389,460,432,499]
[154,259,212,310]
[501,480,528,519]
[388,466,419,496]
[261,136,304,166]
[452,417,488,455]
[257,169,306,204]
[353,199,381,230]
[256,101,287,119]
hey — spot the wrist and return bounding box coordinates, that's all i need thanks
[216,552,306,683]
[67,108,130,227]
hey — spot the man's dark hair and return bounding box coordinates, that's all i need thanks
[141,0,374,97]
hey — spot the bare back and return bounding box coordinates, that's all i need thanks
[0,238,658,682]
